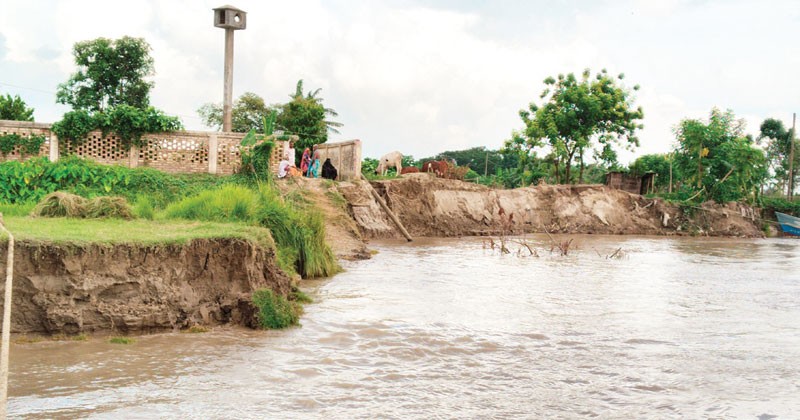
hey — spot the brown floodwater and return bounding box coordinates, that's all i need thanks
[6,235,800,419]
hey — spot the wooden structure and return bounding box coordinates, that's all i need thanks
[605,171,656,195]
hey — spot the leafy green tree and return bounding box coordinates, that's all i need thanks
[288,79,342,135]
[0,93,35,121]
[198,92,278,133]
[673,108,768,203]
[276,80,343,151]
[628,153,674,192]
[56,36,154,112]
[518,69,643,184]
[758,118,798,195]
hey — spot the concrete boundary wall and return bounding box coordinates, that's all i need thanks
[314,139,362,181]
[0,120,289,176]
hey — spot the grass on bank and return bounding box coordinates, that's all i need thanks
[2,216,275,248]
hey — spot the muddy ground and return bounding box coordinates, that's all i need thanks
[0,238,291,335]
[334,173,763,242]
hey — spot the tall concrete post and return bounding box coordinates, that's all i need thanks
[213,5,247,133]
[223,29,234,132]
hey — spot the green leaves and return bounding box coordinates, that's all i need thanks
[52,106,182,149]
[56,36,154,113]
[519,69,643,184]
[0,93,35,121]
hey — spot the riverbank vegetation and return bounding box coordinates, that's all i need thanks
[0,157,338,279]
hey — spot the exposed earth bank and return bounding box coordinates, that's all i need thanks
[0,238,291,335]
[336,174,763,240]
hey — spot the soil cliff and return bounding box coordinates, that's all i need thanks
[338,174,763,239]
[0,238,291,335]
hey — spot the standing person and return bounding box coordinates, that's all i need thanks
[300,147,311,176]
[286,140,297,167]
[309,150,321,178]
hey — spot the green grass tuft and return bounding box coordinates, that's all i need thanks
[290,287,313,304]
[109,336,135,344]
[252,289,300,329]
[0,202,35,217]
[133,195,155,220]
[183,325,210,333]
[164,184,259,222]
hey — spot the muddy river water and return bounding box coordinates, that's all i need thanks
[7,235,800,418]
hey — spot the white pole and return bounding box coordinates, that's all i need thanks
[0,213,14,418]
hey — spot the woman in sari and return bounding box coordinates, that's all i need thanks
[300,147,311,176]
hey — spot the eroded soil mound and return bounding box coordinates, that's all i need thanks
[342,174,763,239]
[0,238,291,335]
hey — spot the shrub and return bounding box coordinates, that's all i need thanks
[83,196,134,219]
[133,195,155,220]
[163,184,259,222]
[252,289,300,329]
[31,192,87,217]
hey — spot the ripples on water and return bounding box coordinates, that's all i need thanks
[8,235,800,419]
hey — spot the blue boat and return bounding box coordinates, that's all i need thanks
[775,212,800,236]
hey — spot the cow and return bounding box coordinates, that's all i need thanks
[400,166,419,174]
[375,151,403,176]
[422,160,449,178]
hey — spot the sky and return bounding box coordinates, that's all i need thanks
[1,0,799,163]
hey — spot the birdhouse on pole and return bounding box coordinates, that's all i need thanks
[213,5,247,30]
[213,5,247,132]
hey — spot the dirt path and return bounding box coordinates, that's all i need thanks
[277,177,371,261]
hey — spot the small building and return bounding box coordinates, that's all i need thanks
[605,171,656,195]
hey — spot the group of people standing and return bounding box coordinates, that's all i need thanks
[277,141,338,180]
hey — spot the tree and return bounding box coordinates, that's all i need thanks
[673,108,768,203]
[758,118,798,196]
[518,69,643,184]
[628,153,674,193]
[56,36,154,112]
[198,92,277,133]
[276,80,343,151]
[289,80,342,135]
[0,93,35,121]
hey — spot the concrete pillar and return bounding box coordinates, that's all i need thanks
[208,134,219,174]
[353,139,362,181]
[129,145,139,168]
[49,134,59,162]
[222,29,234,132]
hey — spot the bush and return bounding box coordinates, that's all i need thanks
[252,289,300,329]
[31,192,87,217]
[0,157,229,205]
[133,195,155,220]
[163,185,259,222]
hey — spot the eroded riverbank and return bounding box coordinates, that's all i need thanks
[7,235,800,418]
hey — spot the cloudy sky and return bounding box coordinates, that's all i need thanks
[1,0,798,162]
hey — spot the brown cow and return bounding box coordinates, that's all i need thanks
[422,160,448,178]
[400,166,419,174]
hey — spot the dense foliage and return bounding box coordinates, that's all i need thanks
[0,93,35,121]
[197,92,278,133]
[673,108,768,203]
[52,37,181,150]
[758,118,798,196]
[56,36,154,112]
[0,157,226,205]
[0,133,45,156]
[512,69,643,184]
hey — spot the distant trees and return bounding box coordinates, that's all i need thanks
[516,69,643,184]
[758,117,798,196]
[0,93,34,121]
[673,108,767,202]
[197,92,277,133]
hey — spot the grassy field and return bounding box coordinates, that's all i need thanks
[0,216,275,248]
